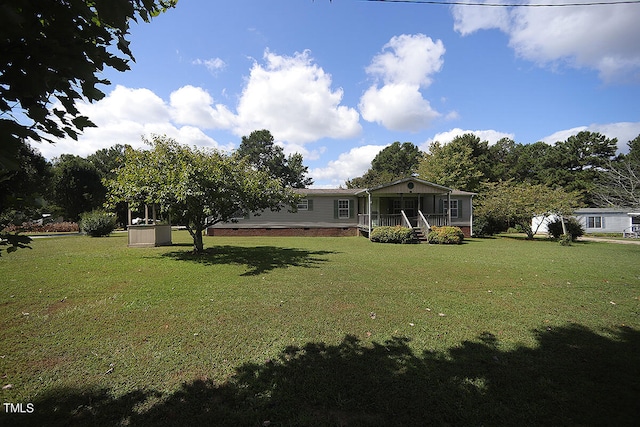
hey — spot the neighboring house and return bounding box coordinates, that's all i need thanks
[533,208,640,237]
[207,177,476,239]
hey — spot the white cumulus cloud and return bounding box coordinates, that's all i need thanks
[169,85,236,129]
[310,144,389,187]
[360,34,445,131]
[35,85,226,160]
[541,122,640,152]
[234,49,362,143]
[452,1,640,82]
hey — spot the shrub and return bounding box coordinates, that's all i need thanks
[80,210,117,237]
[427,226,464,245]
[559,234,573,246]
[472,216,505,237]
[547,217,584,241]
[370,226,416,244]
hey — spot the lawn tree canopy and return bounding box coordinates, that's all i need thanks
[0,0,176,172]
[417,134,490,192]
[51,154,106,221]
[236,129,313,188]
[475,181,581,239]
[106,135,300,252]
[346,142,421,189]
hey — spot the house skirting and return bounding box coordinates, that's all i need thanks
[207,227,359,237]
[458,226,471,238]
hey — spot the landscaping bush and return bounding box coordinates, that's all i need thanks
[80,210,117,237]
[472,216,505,237]
[547,217,584,241]
[370,226,416,244]
[559,234,573,246]
[427,226,464,245]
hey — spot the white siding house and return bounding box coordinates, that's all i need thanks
[533,208,640,236]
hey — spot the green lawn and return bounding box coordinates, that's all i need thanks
[1,232,639,426]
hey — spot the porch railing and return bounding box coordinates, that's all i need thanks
[358,213,446,230]
[417,210,431,233]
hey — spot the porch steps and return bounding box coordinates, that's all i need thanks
[412,227,429,243]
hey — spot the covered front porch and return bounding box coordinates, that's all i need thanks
[355,178,455,239]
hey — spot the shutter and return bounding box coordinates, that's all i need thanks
[349,199,354,219]
[308,199,313,211]
[438,199,444,214]
[457,199,462,219]
[334,200,338,219]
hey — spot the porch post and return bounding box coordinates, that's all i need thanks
[470,195,474,237]
[447,192,451,225]
[367,191,372,240]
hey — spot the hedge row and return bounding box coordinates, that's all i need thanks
[370,226,416,244]
[427,226,464,245]
[2,222,79,233]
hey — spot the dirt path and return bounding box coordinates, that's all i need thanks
[578,236,640,245]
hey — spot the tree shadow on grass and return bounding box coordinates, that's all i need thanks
[7,324,640,426]
[160,246,338,276]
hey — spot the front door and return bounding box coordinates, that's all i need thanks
[393,198,417,226]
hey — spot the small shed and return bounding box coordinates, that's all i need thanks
[127,204,172,247]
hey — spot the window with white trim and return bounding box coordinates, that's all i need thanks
[338,199,350,219]
[297,199,309,211]
[587,216,602,228]
[443,200,459,218]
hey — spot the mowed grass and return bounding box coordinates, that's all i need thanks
[1,232,639,426]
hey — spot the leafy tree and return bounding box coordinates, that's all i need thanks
[87,144,128,179]
[509,141,553,185]
[543,131,617,205]
[236,130,313,188]
[0,141,52,225]
[51,154,105,221]
[626,134,640,164]
[0,141,52,256]
[107,135,300,252]
[87,144,129,225]
[417,134,489,192]
[346,142,421,188]
[0,0,176,171]
[475,181,581,239]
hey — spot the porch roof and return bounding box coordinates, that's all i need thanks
[355,177,452,196]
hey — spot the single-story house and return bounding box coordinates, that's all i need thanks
[533,208,640,237]
[207,177,476,239]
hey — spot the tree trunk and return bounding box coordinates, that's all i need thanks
[186,223,205,253]
[192,227,204,253]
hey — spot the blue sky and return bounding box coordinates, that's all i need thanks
[38,0,640,187]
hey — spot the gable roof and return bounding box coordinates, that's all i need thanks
[294,188,360,197]
[362,177,451,194]
[295,178,476,197]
